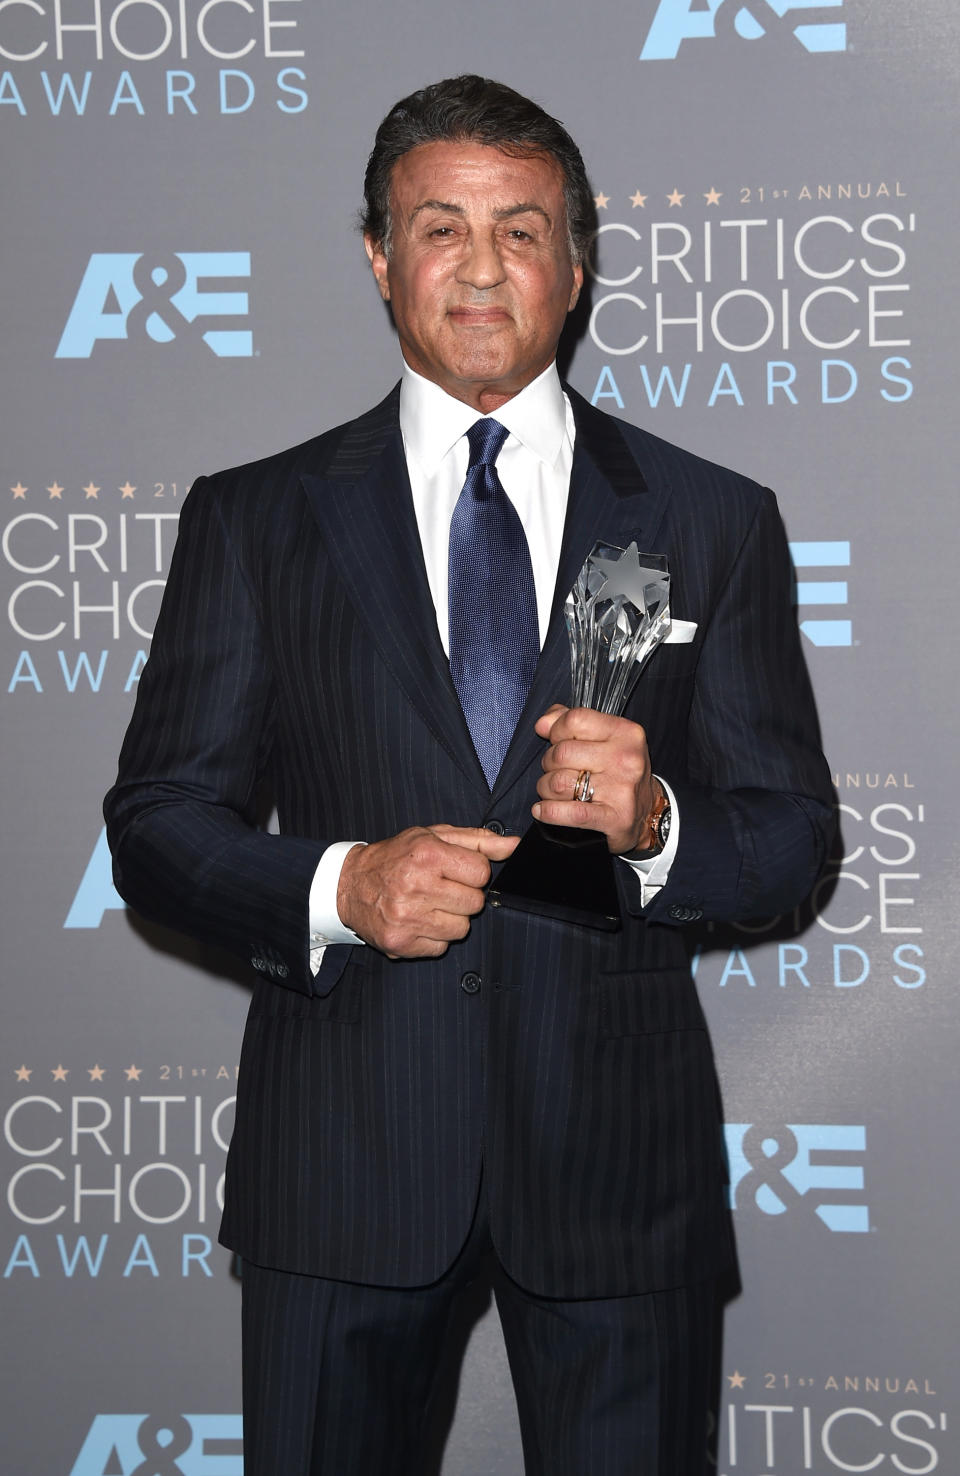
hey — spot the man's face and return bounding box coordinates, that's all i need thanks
[365,140,583,413]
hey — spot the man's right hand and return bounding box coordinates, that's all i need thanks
[336,825,519,958]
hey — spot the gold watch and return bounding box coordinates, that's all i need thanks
[621,779,671,860]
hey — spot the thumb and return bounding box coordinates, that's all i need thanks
[430,824,519,859]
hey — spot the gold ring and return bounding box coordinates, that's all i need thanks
[574,769,594,803]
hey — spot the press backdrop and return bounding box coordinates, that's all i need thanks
[3,1,958,1471]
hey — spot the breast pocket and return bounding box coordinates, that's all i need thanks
[638,640,700,684]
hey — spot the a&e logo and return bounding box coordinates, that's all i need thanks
[69,1414,242,1476]
[789,540,852,647]
[640,0,847,60]
[725,1123,869,1231]
[56,253,252,359]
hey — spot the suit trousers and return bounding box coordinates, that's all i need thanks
[240,1180,717,1476]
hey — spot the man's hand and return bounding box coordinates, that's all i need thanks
[336,825,519,958]
[532,705,656,855]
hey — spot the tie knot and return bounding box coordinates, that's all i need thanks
[466,418,509,469]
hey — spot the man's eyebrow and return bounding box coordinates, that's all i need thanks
[409,200,465,222]
[407,200,552,225]
[492,203,552,225]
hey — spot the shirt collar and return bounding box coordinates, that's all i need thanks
[399,360,568,476]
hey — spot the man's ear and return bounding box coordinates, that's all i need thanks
[568,262,584,313]
[364,234,390,302]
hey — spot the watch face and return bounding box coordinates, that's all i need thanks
[657,806,672,847]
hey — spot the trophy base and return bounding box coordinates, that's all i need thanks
[487,820,622,931]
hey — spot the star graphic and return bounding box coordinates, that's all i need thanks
[727,1371,746,1389]
[704,188,723,206]
[51,1064,69,1081]
[124,1064,143,1081]
[594,191,610,209]
[119,481,136,499]
[666,188,685,208]
[88,1065,105,1081]
[82,481,100,499]
[11,482,27,499]
[590,542,667,613]
[47,482,64,499]
[15,1065,32,1082]
[629,190,647,208]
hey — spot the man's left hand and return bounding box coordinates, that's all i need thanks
[532,705,656,855]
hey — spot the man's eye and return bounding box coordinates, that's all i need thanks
[429,226,455,237]
[507,229,533,241]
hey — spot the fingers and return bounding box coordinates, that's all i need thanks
[532,796,620,830]
[531,710,655,855]
[534,703,569,739]
[422,874,492,917]
[539,711,649,778]
[382,900,477,960]
[536,765,596,801]
[540,706,643,747]
[429,824,520,862]
[540,738,605,779]
[536,705,615,738]
[336,826,513,959]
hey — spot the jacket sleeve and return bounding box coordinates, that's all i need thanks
[635,486,836,926]
[103,475,348,997]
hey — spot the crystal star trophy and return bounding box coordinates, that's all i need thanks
[488,542,671,930]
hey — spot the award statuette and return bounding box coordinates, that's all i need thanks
[488,542,671,930]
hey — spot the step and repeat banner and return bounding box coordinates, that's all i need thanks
[3,2,957,1471]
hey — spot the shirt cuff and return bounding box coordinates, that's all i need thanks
[617,776,679,907]
[308,841,366,974]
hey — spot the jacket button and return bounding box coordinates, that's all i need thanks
[484,819,505,835]
[251,957,265,972]
[460,971,482,995]
[276,963,289,979]
[668,903,703,923]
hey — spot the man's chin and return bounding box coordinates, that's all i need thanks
[443,343,524,389]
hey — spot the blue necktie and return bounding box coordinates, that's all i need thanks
[448,418,540,789]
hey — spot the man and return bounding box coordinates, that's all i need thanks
[105,75,834,1475]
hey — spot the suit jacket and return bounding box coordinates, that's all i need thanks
[104,385,834,1298]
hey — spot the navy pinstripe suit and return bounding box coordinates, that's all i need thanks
[104,385,833,1302]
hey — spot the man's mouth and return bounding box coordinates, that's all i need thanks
[447,306,511,326]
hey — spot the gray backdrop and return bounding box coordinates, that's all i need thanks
[3,1,957,1470]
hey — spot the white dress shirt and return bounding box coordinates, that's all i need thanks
[308,361,678,964]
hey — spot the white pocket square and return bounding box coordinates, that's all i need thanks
[664,618,697,644]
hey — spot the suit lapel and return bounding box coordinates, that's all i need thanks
[300,390,488,792]
[299,386,674,806]
[491,390,673,804]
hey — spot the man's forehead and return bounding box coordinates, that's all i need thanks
[390,140,565,206]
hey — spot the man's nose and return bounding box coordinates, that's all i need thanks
[456,232,507,289]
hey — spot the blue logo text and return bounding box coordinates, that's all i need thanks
[640,0,847,60]
[70,1414,242,1476]
[726,1122,868,1231]
[790,539,852,646]
[57,252,252,358]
